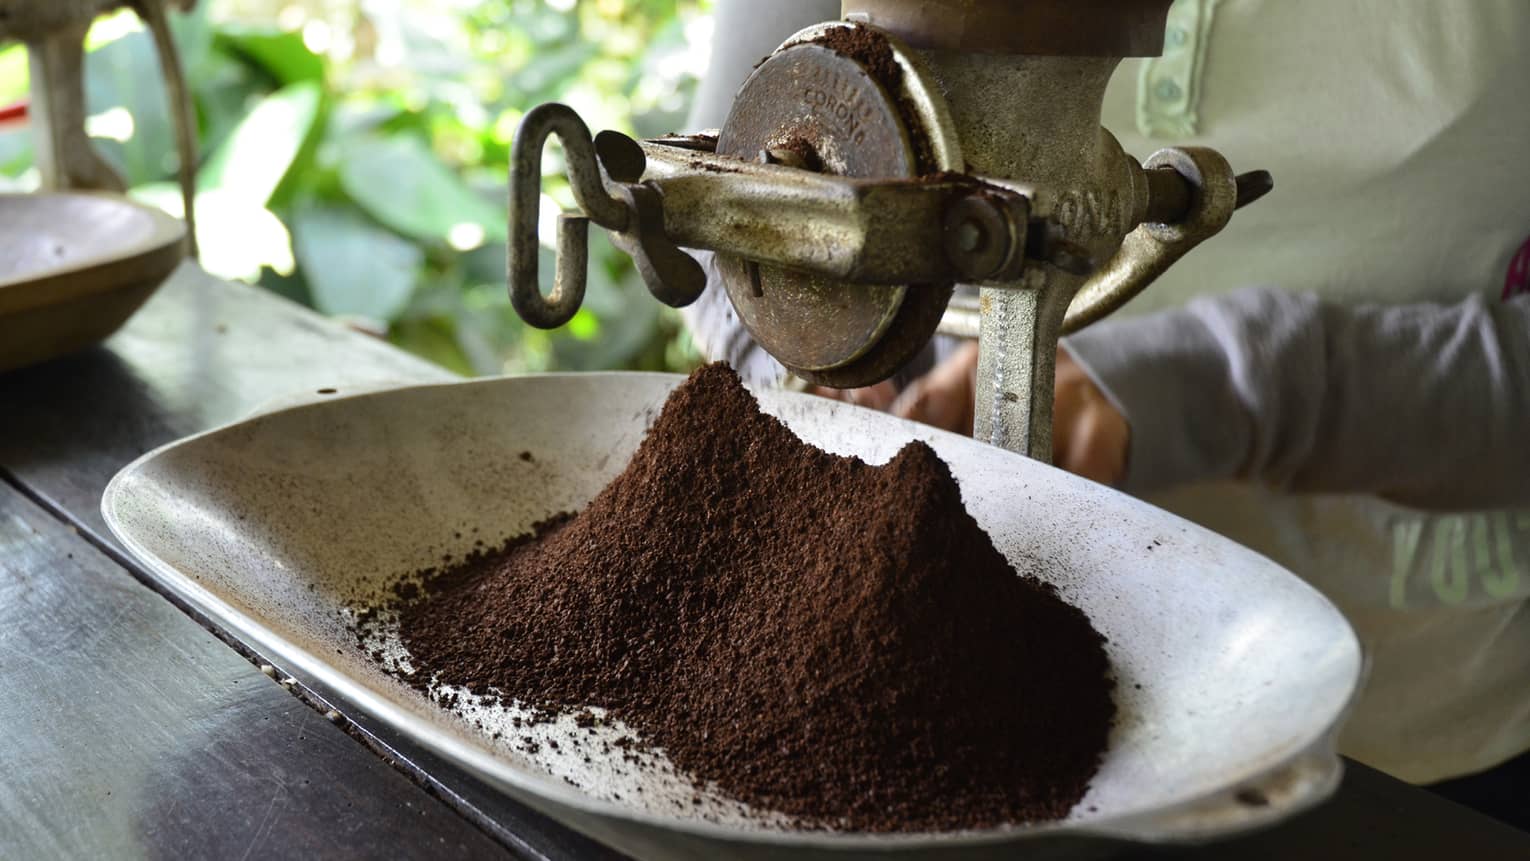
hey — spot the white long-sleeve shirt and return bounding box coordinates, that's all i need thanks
[1079,0,1530,783]
[687,0,1530,782]
[1073,289,1530,511]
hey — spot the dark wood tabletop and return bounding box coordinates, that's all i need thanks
[2,264,1527,859]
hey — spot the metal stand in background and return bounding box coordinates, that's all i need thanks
[1,0,201,256]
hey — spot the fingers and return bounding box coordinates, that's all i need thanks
[807,343,980,437]
[1057,398,1129,484]
[1053,345,1130,486]
[893,342,979,434]
[847,380,901,411]
[808,342,1128,485]
[807,380,901,411]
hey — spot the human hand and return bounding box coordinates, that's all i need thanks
[1051,344,1129,486]
[885,342,1129,486]
[805,379,901,412]
[889,342,979,437]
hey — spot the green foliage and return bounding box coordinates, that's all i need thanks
[215,27,326,85]
[338,134,506,242]
[293,204,422,319]
[0,0,711,376]
[200,81,324,204]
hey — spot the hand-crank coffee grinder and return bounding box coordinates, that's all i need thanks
[506,0,1270,462]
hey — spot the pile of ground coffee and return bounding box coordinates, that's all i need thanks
[389,363,1114,832]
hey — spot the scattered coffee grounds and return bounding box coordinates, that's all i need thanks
[388,364,1114,833]
[802,25,936,174]
[808,24,903,94]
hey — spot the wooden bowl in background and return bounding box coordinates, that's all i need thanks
[0,191,186,373]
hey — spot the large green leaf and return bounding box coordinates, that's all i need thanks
[259,265,315,308]
[337,134,506,243]
[198,81,322,205]
[388,316,475,377]
[167,4,215,80]
[292,206,422,321]
[511,41,599,102]
[214,27,325,86]
[330,101,405,138]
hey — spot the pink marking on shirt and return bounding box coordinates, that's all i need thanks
[1506,235,1530,300]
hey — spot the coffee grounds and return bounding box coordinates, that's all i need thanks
[810,25,903,94]
[387,364,1114,833]
[798,25,936,174]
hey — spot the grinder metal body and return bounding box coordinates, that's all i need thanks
[507,0,1269,461]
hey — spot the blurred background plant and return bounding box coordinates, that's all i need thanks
[0,0,712,375]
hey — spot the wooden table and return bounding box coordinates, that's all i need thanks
[2,264,1527,859]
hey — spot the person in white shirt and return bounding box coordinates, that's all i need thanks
[684,0,1530,830]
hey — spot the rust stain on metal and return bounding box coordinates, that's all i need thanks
[764,138,824,173]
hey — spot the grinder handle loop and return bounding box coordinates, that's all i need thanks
[508,103,631,329]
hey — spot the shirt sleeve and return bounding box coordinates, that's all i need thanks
[1064,287,1530,511]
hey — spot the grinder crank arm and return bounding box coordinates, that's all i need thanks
[509,103,1073,329]
[634,135,1268,302]
[510,104,1268,334]
[637,140,1052,285]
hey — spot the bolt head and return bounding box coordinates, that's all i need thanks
[943,192,1028,281]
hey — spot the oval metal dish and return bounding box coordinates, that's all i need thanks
[103,373,1362,859]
